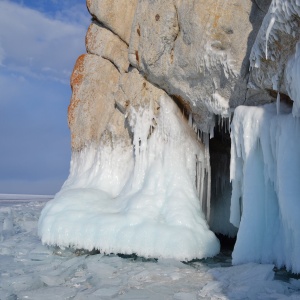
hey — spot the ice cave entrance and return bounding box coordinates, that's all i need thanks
[209,116,238,248]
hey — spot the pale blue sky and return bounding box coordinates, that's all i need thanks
[0,0,90,194]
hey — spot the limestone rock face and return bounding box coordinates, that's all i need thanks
[249,1,300,98]
[129,0,268,131]
[86,22,130,73]
[86,0,138,44]
[69,55,169,151]
[115,68,162,115]
[69,54,120,151]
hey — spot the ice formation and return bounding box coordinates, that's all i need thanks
[286,40,300,117]
[230,102,300,273]
[230,21,300,272]
[39,95,220,260]
[250,0,300,88]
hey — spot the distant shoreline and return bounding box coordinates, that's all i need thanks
[0,194,53,206]
[0,194,53,200]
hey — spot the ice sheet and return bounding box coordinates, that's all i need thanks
[1,195,300,299]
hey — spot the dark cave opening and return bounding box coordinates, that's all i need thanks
[209,116,237,251]
[216,234,236,252]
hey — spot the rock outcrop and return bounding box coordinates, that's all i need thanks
[129,0,269,131]
[86,22,130,74]
[66,0,272,238]
[69,54,120,151]
[40,0,300,269]
[249,0,300,102]
[86,0,138,44]
[81,0,274,135]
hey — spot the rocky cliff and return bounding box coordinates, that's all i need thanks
[39,0,300,272]
[71,0,273,146]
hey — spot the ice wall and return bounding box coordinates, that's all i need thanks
[39,95,220,260]
[230,102,300,273]
[230,6,300,271]
[286,40,300,117]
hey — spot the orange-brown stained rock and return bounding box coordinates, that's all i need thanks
[68,54,86,134]
[172,94,191,119]
[68,54,120,151]
[135,50,139,64]
[85,24,94,51]
[213,14,221,29]
[70,54,85,92]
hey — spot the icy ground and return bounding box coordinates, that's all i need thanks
[0,195,300,300]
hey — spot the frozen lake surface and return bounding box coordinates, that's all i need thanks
[0,195,300,300]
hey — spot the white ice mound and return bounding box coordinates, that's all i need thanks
[38,95,220,260]
[230,103,300,273]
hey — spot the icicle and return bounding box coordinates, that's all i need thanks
[265,17,276,60]
[195,156,203,207]
[188,114,192,127]
[227,116,231,133]
[202,133,211,221]
[193,123,197,133]
[276,92,280,115]
[210,123,214,139]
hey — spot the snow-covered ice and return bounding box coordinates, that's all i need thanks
[1,195,300,299]
[39,95,219,261]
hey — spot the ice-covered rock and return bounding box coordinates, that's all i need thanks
[249,0,300,99]
[47,4,222,259]
[39,0,300,271]
[39,95,219,260]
